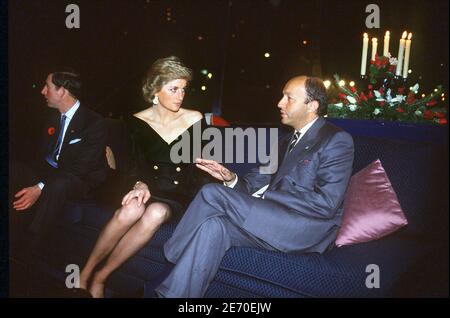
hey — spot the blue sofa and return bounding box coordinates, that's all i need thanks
[12,122,448,298]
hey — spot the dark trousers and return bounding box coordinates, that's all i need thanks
[10,161,86,240]
[155,183,276,298]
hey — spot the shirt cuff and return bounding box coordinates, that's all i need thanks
[224,175,238,188]
[37,182,45,190]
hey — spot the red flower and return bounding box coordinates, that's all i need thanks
[397,87,405,95]
[396,107,405,113]
[359,92,368,102]
[350,86,357,93]
[368,84,373,90]
[423,110,434,119]
[388,65,395,73]
[48,127,55,135]
[379,88,384,95]
[435,112,445,118]
[379,101,385,107]
[368,91,374,99]
[406,92,416,105]
[426,99,438,107]
[438,118,448,125]
[338,93,347,100]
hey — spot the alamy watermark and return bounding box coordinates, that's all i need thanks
[365,4,380,29]
[65,4,80,29]
[169,121,279,174]
[65,264,80,288]
[365,264,380,289]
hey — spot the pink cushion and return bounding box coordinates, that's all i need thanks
[335,159,408,247]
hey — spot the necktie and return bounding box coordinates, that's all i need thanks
[288,131,301,153]
[46,115,67,168]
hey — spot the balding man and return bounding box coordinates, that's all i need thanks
[155,76,355,298]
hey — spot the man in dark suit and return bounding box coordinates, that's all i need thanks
[11,70,108,243]
[154,75,355,297]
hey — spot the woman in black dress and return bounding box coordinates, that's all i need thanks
[80,56,209,297]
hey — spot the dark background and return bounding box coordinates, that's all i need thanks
[2,0,449,299]
[8,0,449,158]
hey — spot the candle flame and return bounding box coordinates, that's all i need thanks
[402,31,407,39]
[363,33,368,38]
[385,31,390,36]
[372,37,377,42]
[407,33,412,40]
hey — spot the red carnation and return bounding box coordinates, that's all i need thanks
[48,127,55,135]
[423,110,434,119]
[397,87,405,95]
[434,112,445,118]
[379,88,384,95]
[338,93,347,100]
[368,84,373,90]
[359,92,368,102]
[368,91,374,99]
[379,101,385,107]
[350,86,357,93]
[396,107,405,113]
[388,65,395,73]
[406,92,416,105]
[426,99,438,107]
[438,118,448,125]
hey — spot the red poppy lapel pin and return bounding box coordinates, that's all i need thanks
[48,127,55,135]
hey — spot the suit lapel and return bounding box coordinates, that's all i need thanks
[44,113,61,154]
[59,105,85,158]
[269,117,326,188]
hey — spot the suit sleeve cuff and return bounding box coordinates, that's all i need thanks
[224,175,238,188]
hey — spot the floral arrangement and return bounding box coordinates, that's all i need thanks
[327,54,447,125]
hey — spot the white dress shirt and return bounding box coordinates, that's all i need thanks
[37,100,80,190]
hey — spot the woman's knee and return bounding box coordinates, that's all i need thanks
[140,202,171,228]
[114,199,145,225]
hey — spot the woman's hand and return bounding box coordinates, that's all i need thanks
[195,158,236,184]
[121,182,151,207]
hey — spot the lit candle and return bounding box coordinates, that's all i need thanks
[383,31,390,56]
[396,31,407,76]
[371,37,378,61]
[402,32,412,78]
[360,33,369,75]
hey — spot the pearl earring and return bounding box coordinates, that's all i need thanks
[152,95,159,105]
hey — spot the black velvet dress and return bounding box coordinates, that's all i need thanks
[124,115,214,217]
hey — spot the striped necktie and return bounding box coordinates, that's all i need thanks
[288,131,301,153]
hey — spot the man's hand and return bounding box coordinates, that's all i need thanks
[105,146,116,170]
[13,186,42,211]
[121,183,151,207]
[195,158,236,184]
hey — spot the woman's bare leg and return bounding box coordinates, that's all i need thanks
[79,199,146,290]
[89,202,171,298]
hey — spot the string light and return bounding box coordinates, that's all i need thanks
[264,52,270,58]
[323,80,331,89]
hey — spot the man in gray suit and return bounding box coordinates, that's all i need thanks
[155,75,354,298]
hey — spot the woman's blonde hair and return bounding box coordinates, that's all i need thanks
[142,56,193,103]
